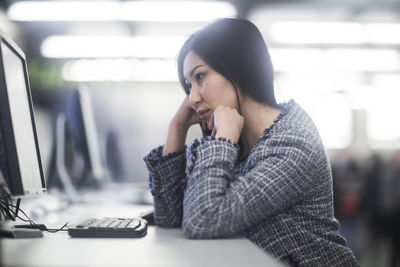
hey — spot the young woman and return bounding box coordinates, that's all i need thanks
[144,18,359,266]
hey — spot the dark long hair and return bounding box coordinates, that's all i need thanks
[178,18,278,108]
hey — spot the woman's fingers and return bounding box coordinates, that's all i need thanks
[211,126,217,137]
[212,105,244,143]
[208,114,215,132]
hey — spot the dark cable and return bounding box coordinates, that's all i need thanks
[0,197,69,232]
[0,197,15,220]
[14,198,21,219]
[46,222,69,233]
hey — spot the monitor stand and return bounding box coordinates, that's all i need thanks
[0,178,43,238]
[0,223,43,238]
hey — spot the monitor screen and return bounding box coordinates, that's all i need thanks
[73,85,104,181]
[0,33,46,197]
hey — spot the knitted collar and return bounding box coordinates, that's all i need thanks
[238,99,295,161]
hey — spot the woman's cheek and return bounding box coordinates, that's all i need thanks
[200,84,210,102]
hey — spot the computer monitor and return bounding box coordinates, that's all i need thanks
[0,32,46,198]
[66,85,105,183]
[45,85,106,201]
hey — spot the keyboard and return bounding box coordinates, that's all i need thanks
[68,217,147,238]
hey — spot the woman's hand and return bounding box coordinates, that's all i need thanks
[208,105,244,144]
[171,95,200,129]
[163,96,199,156]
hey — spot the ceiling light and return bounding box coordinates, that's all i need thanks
[325,49,400,72]
[62,59,177,82]
[269,22,366,44]
[41,35,186,58]
[8,1,236,22]
[270,48,400,72]
[367,23,400,44]
[269,21,400,44]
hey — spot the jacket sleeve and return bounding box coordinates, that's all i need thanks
[143,146,187,227]
[182,132,325,239]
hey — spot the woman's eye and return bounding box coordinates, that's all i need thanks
[195,73,205,82]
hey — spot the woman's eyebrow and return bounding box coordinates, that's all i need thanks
[184,64,204,80]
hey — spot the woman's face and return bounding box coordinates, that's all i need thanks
[183,52,238,125]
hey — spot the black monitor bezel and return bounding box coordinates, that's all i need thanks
[0,32,46,197]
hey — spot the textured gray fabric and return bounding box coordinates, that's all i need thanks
[144,100,359,267]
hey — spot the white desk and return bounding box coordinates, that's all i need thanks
[1,202,282,267]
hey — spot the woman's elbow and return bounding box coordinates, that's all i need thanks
[182,219,210,239]
[182,212,226,239]
[182,208,217,238]
[181,203,229,238]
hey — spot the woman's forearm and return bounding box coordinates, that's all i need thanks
[144,145,187,228]
[162,121,189,156]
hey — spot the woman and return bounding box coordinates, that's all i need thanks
[144,18,359,266]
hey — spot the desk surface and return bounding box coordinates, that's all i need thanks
[1,202,282,267]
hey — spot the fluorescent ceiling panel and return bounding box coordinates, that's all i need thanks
[43,35,400,72]
[270,48,400,72]
[62,58,177,81]
[367,23,400,44]
[8,1,236,22]
[41,35,186,58]
[270,22,366,44]
[269,21,400,44]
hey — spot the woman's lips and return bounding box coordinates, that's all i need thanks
[198,110,210,120]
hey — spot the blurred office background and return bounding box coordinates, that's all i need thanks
[1,0,400,266]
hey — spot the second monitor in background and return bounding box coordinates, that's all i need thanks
[66,85,105,183]
[48,86,108,200]
[47,85,151,205]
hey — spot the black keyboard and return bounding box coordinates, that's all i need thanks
[68,217,147,238]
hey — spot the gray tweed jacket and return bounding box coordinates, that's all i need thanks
[144,100,359,267]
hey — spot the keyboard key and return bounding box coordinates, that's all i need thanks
[97,219,114,229]
[107,220,121,228]
[88,220,106,229]
[76,218,96,228]
[126,220,140,230]
[117,221,131,229]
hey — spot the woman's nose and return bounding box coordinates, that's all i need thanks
[189,86,202,109]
